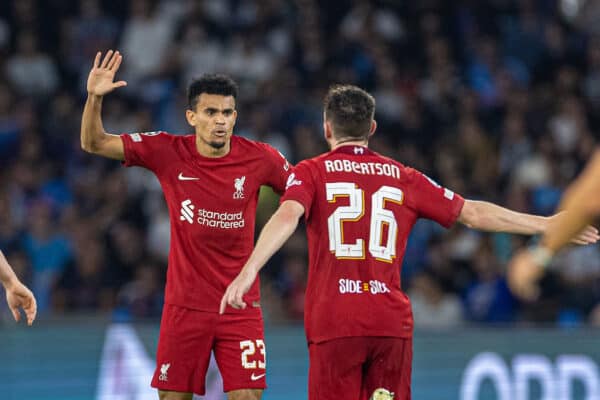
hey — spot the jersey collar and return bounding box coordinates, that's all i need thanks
[331,145,374,156]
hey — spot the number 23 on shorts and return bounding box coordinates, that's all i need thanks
[240,339,266,369]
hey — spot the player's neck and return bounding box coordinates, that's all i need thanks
[331,137,368,150]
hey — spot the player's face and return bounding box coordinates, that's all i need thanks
[186,94,237,150]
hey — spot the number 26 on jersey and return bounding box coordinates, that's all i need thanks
[327,182,403,263]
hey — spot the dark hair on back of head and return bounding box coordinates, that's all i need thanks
[188,74,239,110]
[324,84,375,140]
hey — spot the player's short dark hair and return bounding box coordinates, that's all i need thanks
[324,84,375,140]
[188,74,239,110]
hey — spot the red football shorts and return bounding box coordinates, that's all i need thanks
[151,304,267,395]
[308,336,412,400]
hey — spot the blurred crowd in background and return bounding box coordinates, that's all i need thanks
[0,0,599,327]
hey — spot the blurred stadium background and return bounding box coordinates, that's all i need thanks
[0,0,600,399]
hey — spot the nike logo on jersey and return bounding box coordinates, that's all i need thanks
[178,173,199,181]
[251,373,265,381]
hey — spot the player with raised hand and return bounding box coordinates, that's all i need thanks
[221,85,599,400]
[1,250,36,326]
[82,50,291,400]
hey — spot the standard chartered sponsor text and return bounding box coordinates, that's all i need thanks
[197,208,245,229]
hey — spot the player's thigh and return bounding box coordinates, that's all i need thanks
[308,337,367,400]
[215,313,267,392]
[227,388,263,400]
[152,304,216,395]
[362,337,413,400]
[158,389,194,400]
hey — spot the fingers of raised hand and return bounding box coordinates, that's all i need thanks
[100,50,113,68]
[93,52,101,68]
[94,50,122,72]
[107,51,121,70]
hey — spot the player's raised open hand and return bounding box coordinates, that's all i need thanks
[87,50,127,96]
[219,267,258,314]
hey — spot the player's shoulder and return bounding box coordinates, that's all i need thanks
[128,131,190,144]
[233,136,290,166]
[233,135,276,153]
[371,151,423,181]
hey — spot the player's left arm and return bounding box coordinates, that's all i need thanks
[219,200,305,314]
[457,200,599,244]
[0,250,36,325]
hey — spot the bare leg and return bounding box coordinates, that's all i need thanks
[227,389,263,400]
[158,390,194,400]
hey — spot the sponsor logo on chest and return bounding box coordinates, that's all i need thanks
[338,278,391,295]
[179,199,245,229]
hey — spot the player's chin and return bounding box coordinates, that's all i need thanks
[208,139,226,149]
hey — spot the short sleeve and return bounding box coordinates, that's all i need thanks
[280,161,316,218]
[121,131,172,173]
[409,169,465,228]
[259,143,292,194]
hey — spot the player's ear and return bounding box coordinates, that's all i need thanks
[324,120,333,140]
[185,109,196,127]
[368,120,377,138]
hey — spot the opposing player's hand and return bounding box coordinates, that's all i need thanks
[219,268,258,314]
[87,50,127,96]
[507,249,545,301]
[5,279,37,326]
[569,224,599,245]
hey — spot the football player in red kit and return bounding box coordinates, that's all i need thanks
[221,85,598,400]
[81,50,291,400]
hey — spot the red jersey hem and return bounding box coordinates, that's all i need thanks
[307,330,414,345]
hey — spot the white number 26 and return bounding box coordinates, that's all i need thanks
[326,183,403,263]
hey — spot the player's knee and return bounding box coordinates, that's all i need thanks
[227,389,263,400]
[158,390,193,400]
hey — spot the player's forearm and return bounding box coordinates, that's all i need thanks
[0,251,18,290]
[244,202,303,275]
[459,200,548,234]
[81,94,109,153]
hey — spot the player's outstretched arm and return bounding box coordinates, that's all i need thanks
[508,149,600,300]
[0,250,36,326]
[219,200,305,314]
[457,200,599,244]
[81,50,127,161]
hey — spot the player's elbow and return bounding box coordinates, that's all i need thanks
[276,207,300,226]
[80,134,102,154]
[80,140,93,153]
[275,201,304,227]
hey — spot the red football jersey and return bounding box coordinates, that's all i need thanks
[121,132,291,313]
[281,145,465,343]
